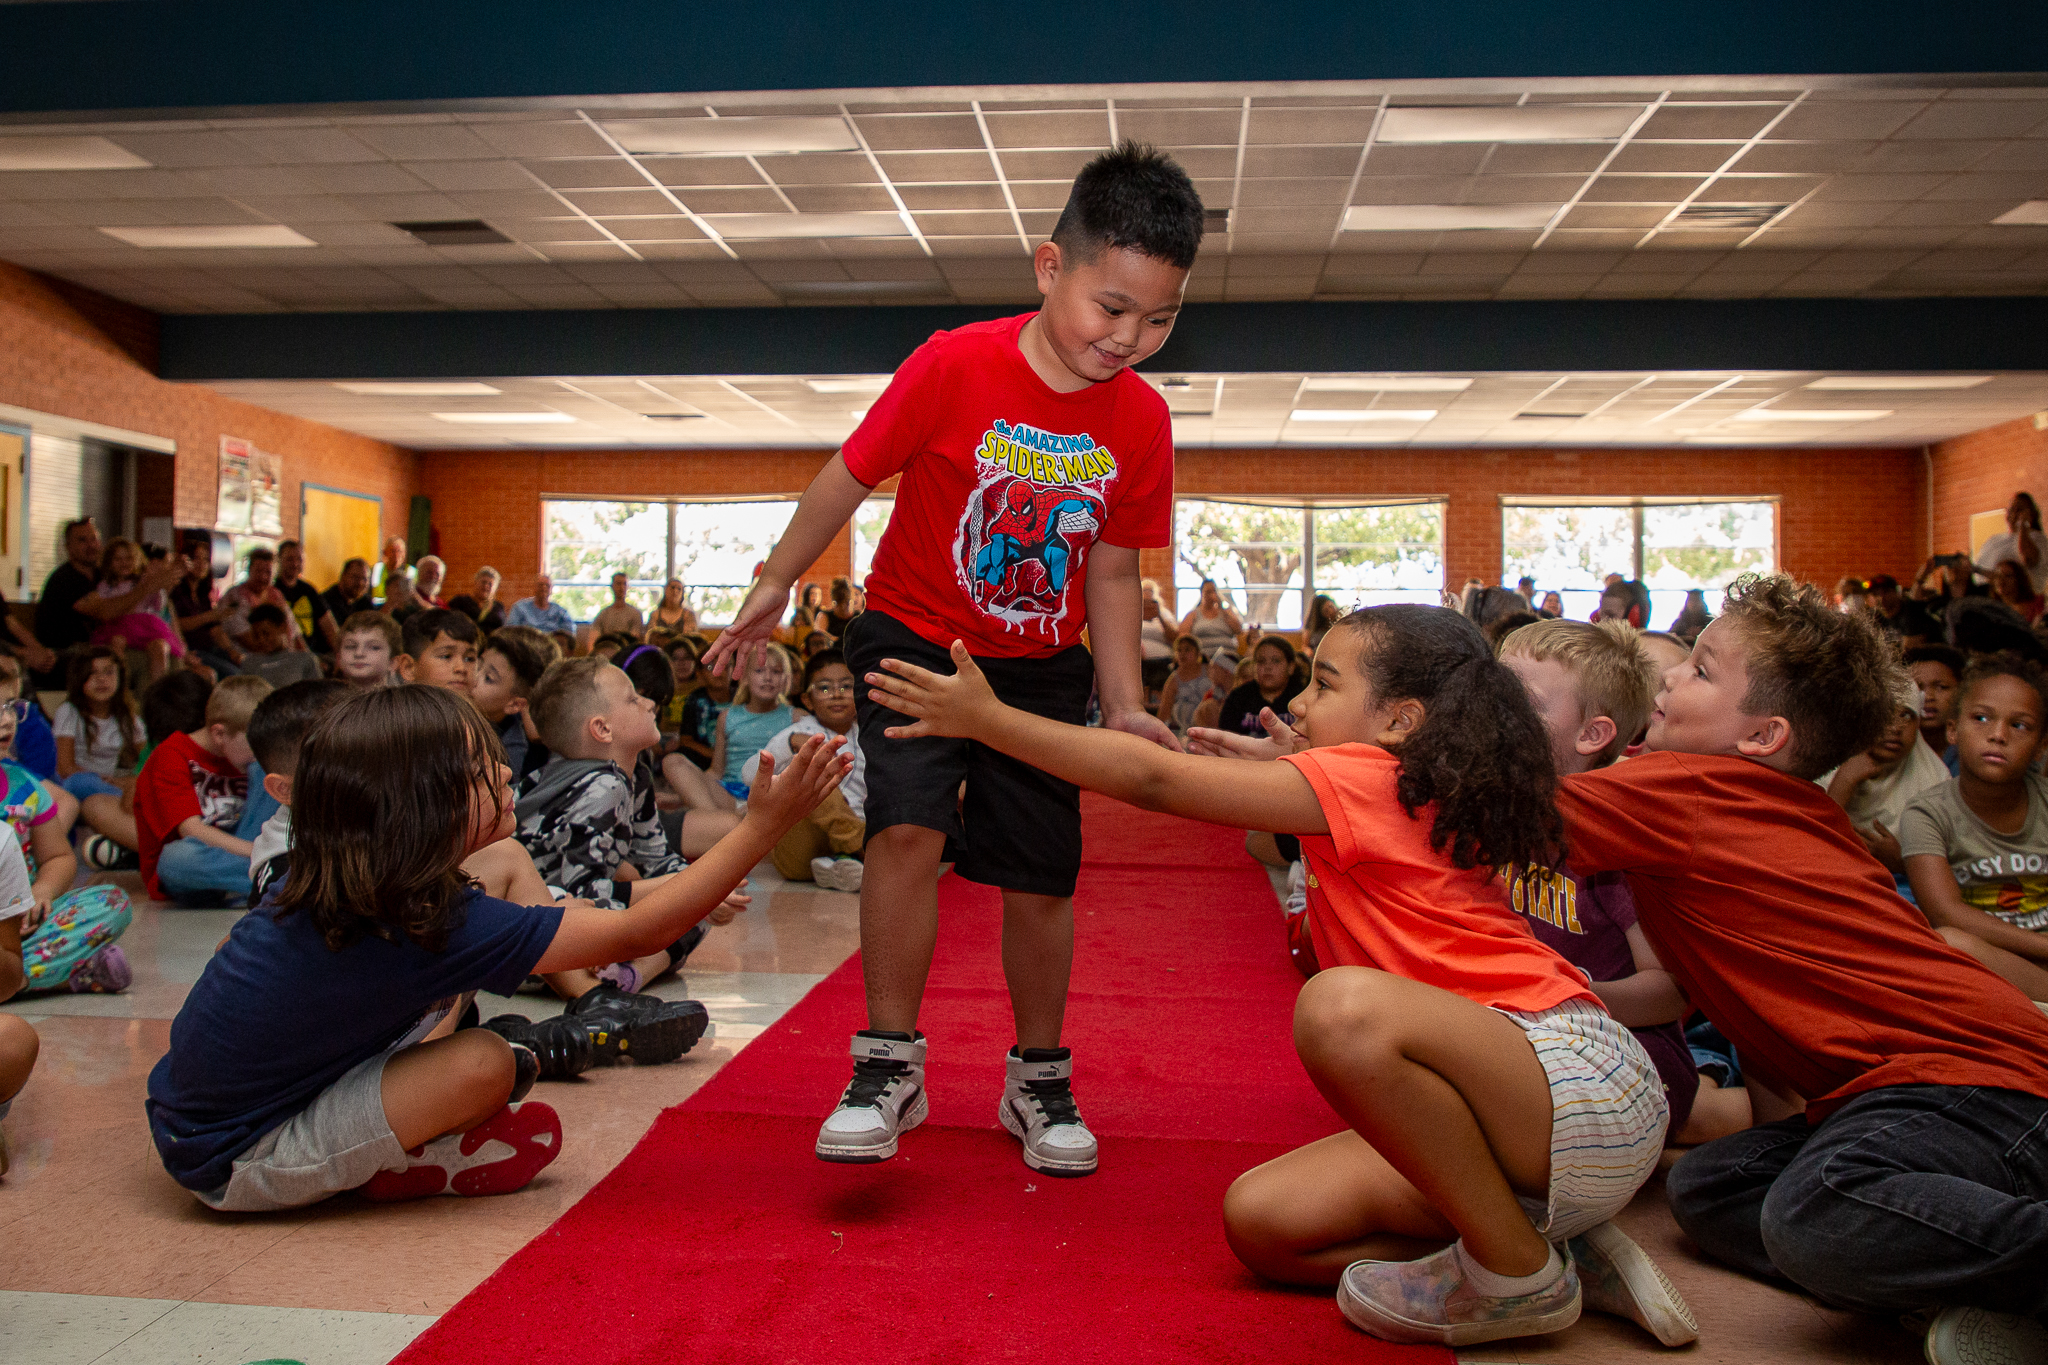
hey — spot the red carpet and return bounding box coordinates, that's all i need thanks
[394,796,1447,1365]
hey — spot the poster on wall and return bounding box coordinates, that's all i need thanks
[217,436,253,533]
[250,448,283,535]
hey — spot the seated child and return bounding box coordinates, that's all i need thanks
[134,674,275,905]
[1216,636,1305,737]
[246,680,352,901]
[754,648,867,891]
[237,605,321,688]
[515,657,728,1024]
[0,826,40,1174]
[1819,684,1949,898]
[1899,654,2048,1001]
[145,684,849,1212]
[469,625,557,780]
[705,643,796,807]
[615,644,738,862]
[1154,634,1216,735]
[1547,576,2048,1359]
[54,646,143,805]
[1186,647,1239,733]
[335,611,399,689]
[873,607,1676,1349]
[397,608,479,691]
[0,701,131,994]
[90,536,184,680]
[1903,643,1964,774]
[1497,619,1708,1167]
[0,653,58,781]
[75,669,212,871]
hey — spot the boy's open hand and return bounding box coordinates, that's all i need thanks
[1186,707,1303,761]
[869,641,1003,740]
[742,735,849,834]
[702,578,789,679]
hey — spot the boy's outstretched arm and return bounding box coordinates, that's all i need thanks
[703,453,873,677]
[535,738,850,971]
[1083,544,1181,751]
[869,642,1327,835]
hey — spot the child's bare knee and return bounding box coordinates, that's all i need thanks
[0,1015,40,1095]
[868,824,945,858]
[449,1028,516,1102]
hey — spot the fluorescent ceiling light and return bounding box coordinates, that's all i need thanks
[1729,408,1893,422]
[1290,409,1438,422]
[603,117,857,155]
[0,135,151,171]
[703,212,909,239]
[1803,375,1992,390]
[1303,377,1474,392]
[100,225,316,249]
[1378,106,1642,143]
[805,377,892,394]
[1993,201,2048,226]
[1343,204,1558,232]
[431,411,576,424]
[336,382,502,396]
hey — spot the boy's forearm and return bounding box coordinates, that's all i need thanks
[611,815,779,954]
[758,455,873,589]
[1082,547,1146,717]
[980,700,1180,809]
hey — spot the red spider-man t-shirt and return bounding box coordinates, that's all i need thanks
[842,312,1174,659]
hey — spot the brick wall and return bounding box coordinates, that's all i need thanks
[1930,413,2048,558]
[422,441,1926,602]
[0,262,416,560]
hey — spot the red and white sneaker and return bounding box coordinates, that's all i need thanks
[359,1101,562,1202]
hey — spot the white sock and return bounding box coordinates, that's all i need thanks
[1455,1241,1564,1298]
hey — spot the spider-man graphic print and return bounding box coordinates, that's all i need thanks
[956,420,1116,638]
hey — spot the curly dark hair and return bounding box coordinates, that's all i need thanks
[1957,651,2048,719]
[1338,604,1564,872]
[273,685,505,952]
[1717,573,1907,779]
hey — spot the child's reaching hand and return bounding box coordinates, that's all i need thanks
[1186,707,1305,762]
[870,641,1004,740]
[739,734,850,836]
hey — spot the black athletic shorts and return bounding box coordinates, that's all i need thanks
[843,608,1093,898]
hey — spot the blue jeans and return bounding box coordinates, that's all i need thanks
[61,771,122,803]
[156,763,278,903]
[1666,1084,2048,1317]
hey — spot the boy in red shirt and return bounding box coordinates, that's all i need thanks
[1554,575,2048,1361]
[135,675,275,905]
[707,143,1204,1175]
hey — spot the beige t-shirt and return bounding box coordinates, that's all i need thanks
[593,602,645,638]
[1899,769,2048,933]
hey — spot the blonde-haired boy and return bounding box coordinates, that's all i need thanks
[134,673,276,905]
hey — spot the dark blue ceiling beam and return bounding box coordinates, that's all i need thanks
[156,299,2048,381]
[0,1,2042,118]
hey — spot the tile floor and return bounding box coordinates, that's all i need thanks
[1,863,1926,1365]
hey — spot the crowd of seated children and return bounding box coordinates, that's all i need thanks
[469,625,556,780]
[54,646,141,808]
[237,605,321,688]
[335,611,399,689]
[133,674,274,906]
[1818,683,1950,900]
[1904,643,1964,771]
[1216,636,1305,738]
[752,648,866,891]
[0,696,131,998]
[1186,647,1240,733]
[872,606,1683,1349]
[395,608,478,690]
[72,669,212,871]
[145,683,849,1212]
[1899,653,2048,1003]
[665,643,796,812]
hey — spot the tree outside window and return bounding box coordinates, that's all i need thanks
[1173,499,1446,628]
[1501,499,1776,625]
[541,498,795,625]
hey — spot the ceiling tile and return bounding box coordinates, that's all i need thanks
[225,127,385,164]
[1241,145,1365,178]
[1895,101,2048,140]
[1231,206,1340,234]
[402,160,538,192]
[289,162,438,194]
[1926,172,2048,201]
[1117,110,1243,146]
[564,188,674,216]
[1607,143,1737,174]
[602,217,705,241]
[472,122,617,159]
[1004,180,1073,210]
[174,165,325,196]
[1810,174,1950,201]
[896,183,1009,211]
[923,235,1024,257]
[1977,141,2048,172]
[1559,204,1667,229]
[1582,175,1704,202]
[1149,148,1239,178]
[1734,141,1875,173]
[992,149,1097,181]
[670,187,786,213]
[298,222,417,247]
[523,158,641,190]
[445,189,568,218]
[1465,174,1590,204]
[781,184,897,212]
[1844,140,1995,174]
[1360,144,1490,176]
[1513,249,1626,272]
[1245,107,1379,144]
[1639,105,1787,140]
[1699,175,1823,201]
[1770,102,1926,141]
[1350,175,1475,205]
[1484,144,1612,174]
[348,124,504,161]
[103,131,261,168]
[910,210,1015,236]
[1234,177,1351,207]
[1881,199,2016,227]
[338,192,471,221]
[1772,200,1898,228]
[851,114,985,152]
[494,218,607,243]
[982,111,1110,149]
[752,152,882,185]
[635,155,767,187]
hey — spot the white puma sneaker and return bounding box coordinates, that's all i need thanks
[998,1046,1098,1176]
[816,1031,927,1163]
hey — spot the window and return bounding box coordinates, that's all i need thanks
[1173,499,1445,628]
[541,498,795,625]
[1501,498,1776,626]
[850,495,894,584]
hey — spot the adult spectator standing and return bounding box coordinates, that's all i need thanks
[272,540,339,655]
[219,548,299,650]
[448,565,505,633]
[1974,492,2048,595]
[650,577,696,634]
[411,555,448,610]
[507,573,574,634]
[171,542,243,677]
[322,558,373,623]
[370,535,407,604]
[592,572,645,639]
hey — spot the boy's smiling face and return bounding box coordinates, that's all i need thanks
[1644,619,1793,768]
[1027,242,1187,387]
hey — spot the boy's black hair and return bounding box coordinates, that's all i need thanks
[799,647,849,696]
[1482,609,1541,646]
[482,625,557,692]
[1050,141,1205,271]
[1903,643,1965,679]
[1335,605,1564,871]
[617,642,673,712]
[141,670,213,747]
[401,606,480,658]
[247,603,287,629]
[247,678,351,777]
[1957,651,2048,719]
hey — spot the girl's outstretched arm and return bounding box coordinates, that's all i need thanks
[870,642,1328,835]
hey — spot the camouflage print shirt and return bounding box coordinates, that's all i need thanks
[513,753,682,909]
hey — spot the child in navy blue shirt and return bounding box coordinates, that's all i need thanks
[147,683,847,1211]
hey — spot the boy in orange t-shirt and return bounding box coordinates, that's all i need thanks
[1554,575,2048,1359]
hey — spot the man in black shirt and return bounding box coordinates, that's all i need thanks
[322,557,374,624]
[275,540,340,654]
[34,517,177,687]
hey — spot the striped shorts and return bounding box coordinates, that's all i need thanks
[1495,996,1669,1241]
